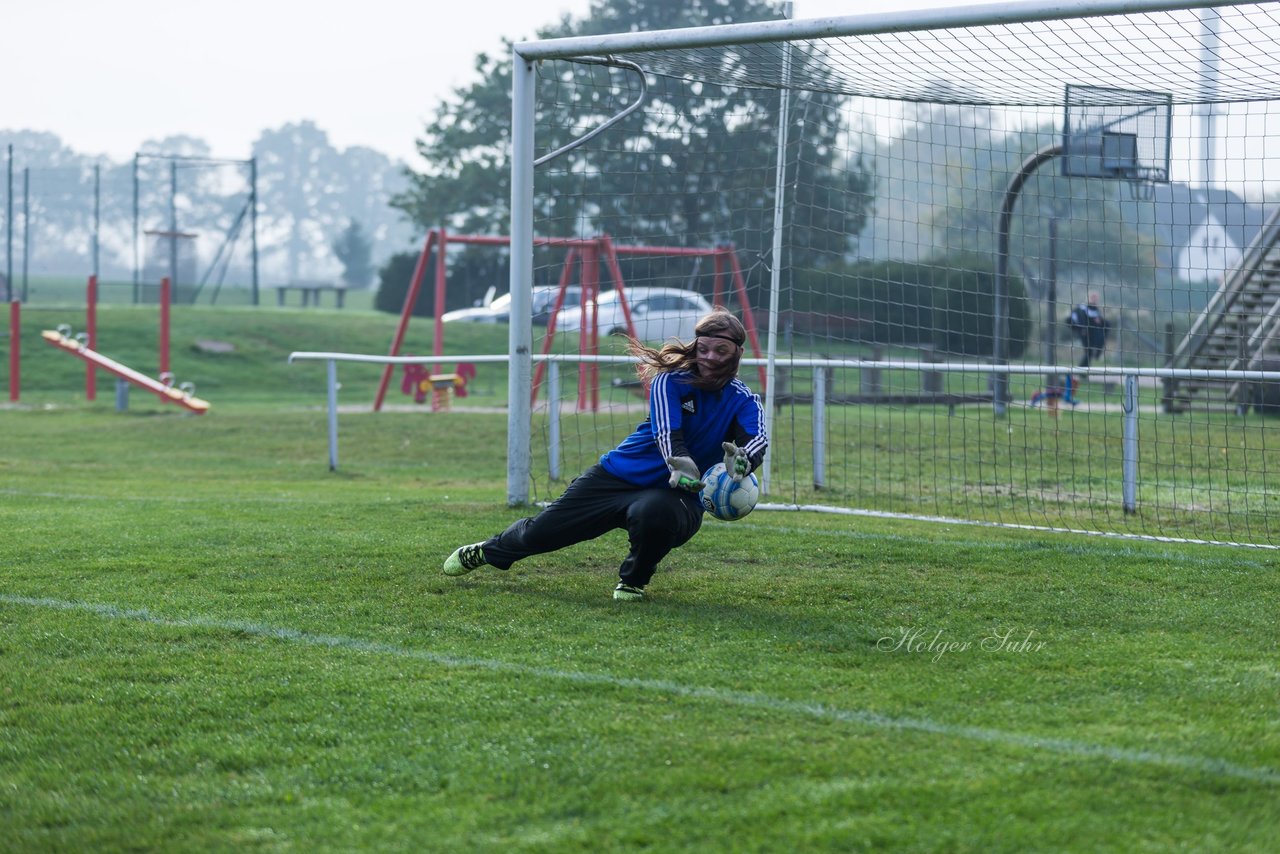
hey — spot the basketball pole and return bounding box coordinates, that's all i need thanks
[996,142,1062,417]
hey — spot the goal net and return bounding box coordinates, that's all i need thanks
[510,0,1280,548]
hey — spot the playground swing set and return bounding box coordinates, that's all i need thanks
[6,275,209,413]
[372,227,764,413]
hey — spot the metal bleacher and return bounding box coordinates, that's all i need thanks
[1163,206,1280,414]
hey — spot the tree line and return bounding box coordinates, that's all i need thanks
[0,122,414,288]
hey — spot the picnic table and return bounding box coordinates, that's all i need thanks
[273,283,348,308]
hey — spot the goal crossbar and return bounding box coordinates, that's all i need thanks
[514,0,1239,61]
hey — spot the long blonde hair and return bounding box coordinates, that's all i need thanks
[628,308,746,390]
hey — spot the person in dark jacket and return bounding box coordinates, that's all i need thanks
[1068,291,1110,368]
[443,308,767,600]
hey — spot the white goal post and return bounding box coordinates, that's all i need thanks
[505,0,1280,548]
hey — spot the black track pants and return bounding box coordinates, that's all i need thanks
[480,464,703,587]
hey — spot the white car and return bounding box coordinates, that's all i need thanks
[555,287,713,342]
[442,286,581,325]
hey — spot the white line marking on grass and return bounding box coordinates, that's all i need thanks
[723,522,1274,568]
[750,503,1280,551]
[5,594,1277,786]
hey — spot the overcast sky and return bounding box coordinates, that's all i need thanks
[8,0,980,166]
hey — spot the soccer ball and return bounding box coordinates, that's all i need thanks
[699,463,760,521]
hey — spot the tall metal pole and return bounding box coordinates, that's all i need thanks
[249,156,260,305]
[507,47,536,506]
[6,145,12,301]
[761,0,792,495]
[132,154,140,303]
[169,159,178,295]
[92,164,101,280]
[1198,8,1220,188]
[7,301,18,400]
[21,169,29,302]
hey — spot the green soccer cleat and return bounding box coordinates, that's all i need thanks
[613,582,646,601]
[443,543,488,576]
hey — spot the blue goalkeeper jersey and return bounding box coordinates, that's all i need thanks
[599,370,768,488]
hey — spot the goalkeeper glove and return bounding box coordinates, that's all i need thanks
[722,441,750,482]
[665,455,703,493]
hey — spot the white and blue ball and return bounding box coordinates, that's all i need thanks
[699,462,760,521]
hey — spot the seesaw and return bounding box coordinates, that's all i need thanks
[41,328,210,414]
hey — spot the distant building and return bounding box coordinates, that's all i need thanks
[1180,213,1236,282]
[1147,184,1270,283]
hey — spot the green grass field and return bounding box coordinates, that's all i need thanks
[2,303,1278,851]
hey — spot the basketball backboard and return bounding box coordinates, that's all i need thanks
[1062,85,1172,183]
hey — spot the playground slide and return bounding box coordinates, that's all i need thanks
[41,329,210,414]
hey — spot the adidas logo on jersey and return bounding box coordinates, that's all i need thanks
[682,399,696,414]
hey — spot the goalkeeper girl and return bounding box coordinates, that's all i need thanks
[443,308,767,600]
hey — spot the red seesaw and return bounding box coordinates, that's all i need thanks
[41,327,210,414]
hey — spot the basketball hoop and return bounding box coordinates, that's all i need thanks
[1062,85,1172,189]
